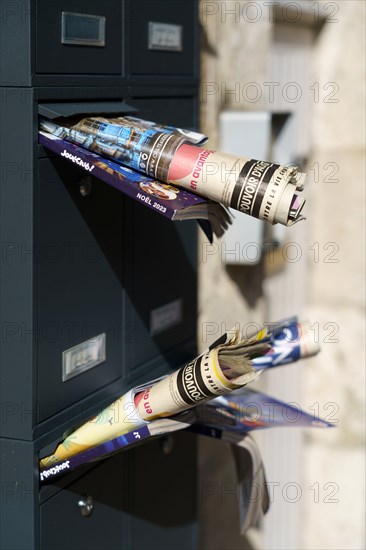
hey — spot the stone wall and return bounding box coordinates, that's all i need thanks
[198,4,271,547]
[198,0,270,349]
[303,1,365,548]
[198,1,365,549]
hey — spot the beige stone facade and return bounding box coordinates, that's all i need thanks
[198,1,365,548]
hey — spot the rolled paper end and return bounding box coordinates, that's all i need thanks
[134,392,144,407]
[299,323,321,358]
[275,185,307,226]
[289,194,306,221]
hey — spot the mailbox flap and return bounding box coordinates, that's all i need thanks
[38,101,137,120]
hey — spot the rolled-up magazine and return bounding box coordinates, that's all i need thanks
[206,316,320,374]
[39,333,268,467]
[251,319,320,369]
[168,144,306,226]
[39,316,321,468]
[214,318,320,371]
[40,115,306,226]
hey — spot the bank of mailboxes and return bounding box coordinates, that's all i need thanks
[0,2,200,549]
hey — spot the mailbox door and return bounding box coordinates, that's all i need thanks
[40,432,197,550]
[127,0,198,77]
[124,202,197,377]
[36,157,124,423]
[122,96,198,378]
[36,0,123,75]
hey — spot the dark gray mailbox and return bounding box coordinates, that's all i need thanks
[0,1,200,548]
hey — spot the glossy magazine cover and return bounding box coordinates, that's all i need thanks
[39,387,332,483]
[39,131,208,217]
[39,131,225,241]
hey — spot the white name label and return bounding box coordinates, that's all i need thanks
[150,299,182,335]
[62,334,106,381]
[148,22,183,52]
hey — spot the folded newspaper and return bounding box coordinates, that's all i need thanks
[40,115,307,226]
[39,317,321,468]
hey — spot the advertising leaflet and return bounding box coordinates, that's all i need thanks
[39,131,231,241]
[39,317,323,469]
[206,316,320,377]
[251,319,320,370]
[39,332,265,468]
[168,144,306,226]
[39,387,332,483]
[40,115,306,226]
[193,388,333,432]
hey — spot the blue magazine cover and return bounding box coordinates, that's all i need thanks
[39,388,332,483]
[39,131,231,241]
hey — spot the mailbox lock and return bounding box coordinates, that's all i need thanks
[78,176,93,197]
[161,435,174,455]
[77,495,94,517]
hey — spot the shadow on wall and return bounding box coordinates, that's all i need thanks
[226,261,265,309]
